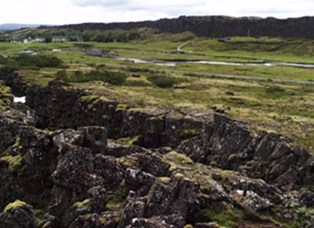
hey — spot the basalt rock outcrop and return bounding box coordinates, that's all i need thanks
[55,16,314,39]
[0,79,313,227]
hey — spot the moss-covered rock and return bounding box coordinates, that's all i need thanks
[0,154,23,172]
[0,200,37,228]
[4,200,29,212]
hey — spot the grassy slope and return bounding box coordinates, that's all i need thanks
[1,30,314,153]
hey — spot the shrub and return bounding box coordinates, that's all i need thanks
[265,86,285,93]
[0,65,17,74]
[11,54,63,68]
[264,86,287,99]
[44,36,52,43]
[56,70,127,85]
[55,69,67,78]
[0,55,8,64]
[124,80,151,87]
[147,75,185,88]
[74,43,94,49]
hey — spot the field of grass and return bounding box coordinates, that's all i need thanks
[1,30,314,153]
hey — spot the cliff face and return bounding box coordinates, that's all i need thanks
[0,72,313,227]
[55,16,314,38]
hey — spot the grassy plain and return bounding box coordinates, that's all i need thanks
[1,30,314,153]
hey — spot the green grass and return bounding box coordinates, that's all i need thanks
[192,202,244,228]
[1,32,314,154]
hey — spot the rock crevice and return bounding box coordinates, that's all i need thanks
[0,79,313,227]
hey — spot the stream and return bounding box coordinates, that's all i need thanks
[117,57,314,69]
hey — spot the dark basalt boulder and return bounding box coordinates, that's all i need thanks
[198,114,314,191]
[0,104,37,153]
[300,191,314,207]
[69,213,116,228]
[118,191,146,228]
[119,108,166,148]
[125,217,174,228]
[125,168,156,196]
[136,153,170,177]
[177,137,207,163]
[48,126,127,226]
[245,131,313,190]
[14,126,55,197]
[52,126,107,158]
[50,133,111,217]
[144,181,175,218]
[0,200,37,228]
[0,72,29,97]
[0,125,54,211]
[94,154,125,191]
[0,165,25,212]
[26,81,83,129]
[207,114,254,169]
[106,141,147,158]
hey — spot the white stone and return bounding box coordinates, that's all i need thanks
[13,96,26,103]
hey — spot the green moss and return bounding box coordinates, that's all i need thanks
[293,206,314,227]
[149,114,165,121]
[72,198,92,209]
[118,156,138,167]
[81,95,99,103]
[87,103,94,110]
[174,173,185,179]
[107,181,128,204]
[114,136,140,147]
[159,177,171,183]
[210,161,218,167]
[34,209,46,227]
[115,103,129,111]
[4,200,28,212]
[98,217,107,224]
[192,202,244,228]
[0,154,23,172]
[0,83,13,111]
[169,164,178,172]
[184,225,193,228]
[178,128,202,138]
[165,151,193,165]
[102,115,112,120]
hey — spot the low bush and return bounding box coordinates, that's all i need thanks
[12,54,63,68]
[264,86,287,99]
[56,70,127,85]
[124,79,151,87]
[147,75,186,88]
[0,65,18,74]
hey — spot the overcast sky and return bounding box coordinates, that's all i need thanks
[1,0,314,25]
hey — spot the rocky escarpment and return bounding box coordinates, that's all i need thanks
[0,79,313,227]
[55,16,314,39]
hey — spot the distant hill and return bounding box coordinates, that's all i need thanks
[0,24,40,31]
[51,15,314,39]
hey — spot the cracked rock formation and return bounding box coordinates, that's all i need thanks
[0,78,313,227]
